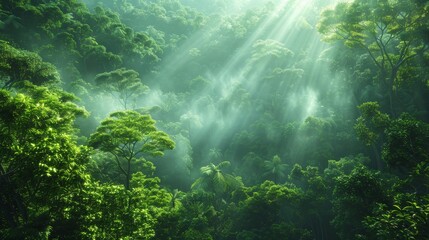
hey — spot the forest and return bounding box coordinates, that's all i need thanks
[0,0,428,239]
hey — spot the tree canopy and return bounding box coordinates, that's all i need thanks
[89,110,174,189]
[0,0,429,239]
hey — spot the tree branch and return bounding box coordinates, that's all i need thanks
[111,152,127,177]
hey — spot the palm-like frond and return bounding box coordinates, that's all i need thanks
[217,161,231,169]
[263,155,288,183]
[191,161,241,194]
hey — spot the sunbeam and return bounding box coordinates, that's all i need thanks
[3,0,428,238]
[136,0,382,174]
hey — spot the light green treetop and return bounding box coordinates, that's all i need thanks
[263,155,288,183]
[0,84,89,238]
[0,41,59,89]
[88,110,175,189]
[94,68,148,109]
[192,161,243,195]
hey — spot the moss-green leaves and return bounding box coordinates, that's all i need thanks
[94,68,148,109]
[88,110,174,189]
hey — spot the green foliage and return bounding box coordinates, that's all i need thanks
[290,164,325,194]
[94,68,148,109]
[89,110,174,189]
[0,85,89,238]
[154,190,219,240]
[80,173,171,239]
[365,194,429,240]
[79,36,122,74]
[0,41,59,89]
[208,147,223,161]
[235,181,311,240]
[382,113,429,170]
[324,154,370,185]
[355,103,429,173]
[263,155,288,183]
[0,1,428,239]
[354,102,390,146]
[192,161,243,195]
[318,0,429,113]
[298,116,336,168]
[331,166,387,239]
[86,6,162,64]
[289,164,331,239]
[250,39,294,66]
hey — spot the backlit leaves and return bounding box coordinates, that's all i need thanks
[89,110,174,188]
[192,161,243,195]
[0,41,59,89]
[95,68,148,109]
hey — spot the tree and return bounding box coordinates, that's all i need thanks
[208,148,223,162]
[249,39,294,69]
[79,36,122,74]
[191,161,242,196]
[331,166,387,239]
[247,39,299,112]
[235,181,311,240]
[355,102,429,172]
[156,190,218,240]
[169,189,185,209]
[289,164,330,240]
[0,41,59,89]
[94,68,148,109]
[84,6,162,69]
[354,102,390,168]
[0,84,89,239]
[88,110,174,190]
[365,194,429,240]
[79,172,172,239]
[263,155,288,183]
[382,113,429,172]
[237,152,264,185]
[318,0,429,114]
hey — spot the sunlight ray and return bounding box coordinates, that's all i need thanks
[142,0,353,152]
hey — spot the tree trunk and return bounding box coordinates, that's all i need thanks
[388,67,399,116]
[125,158,131,190]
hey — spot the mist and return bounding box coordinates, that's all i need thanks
[72,0,361,187]
[120,0,354,186]
[2,0,428,238]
